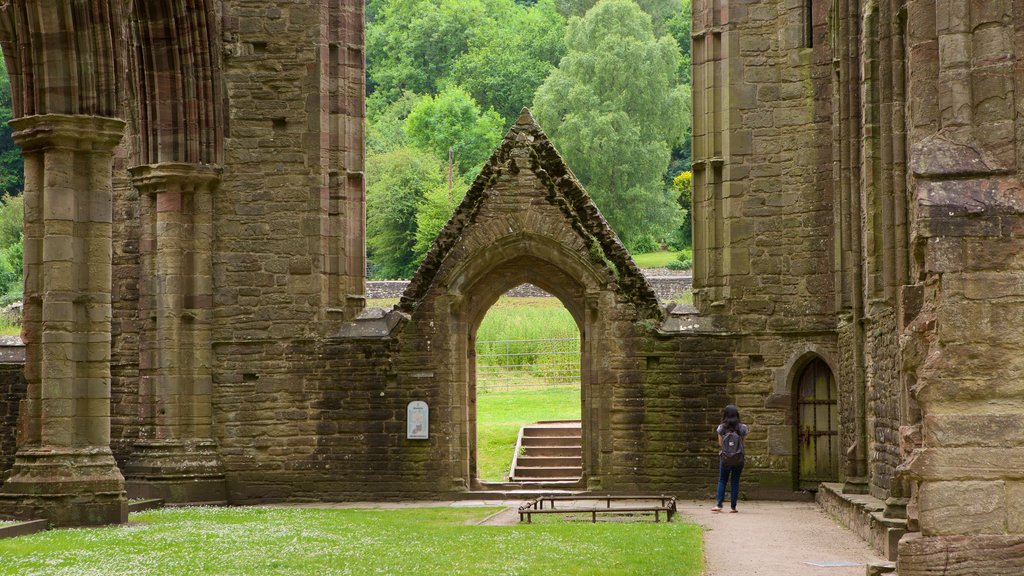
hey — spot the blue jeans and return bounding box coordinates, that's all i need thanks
[716,460,743,509]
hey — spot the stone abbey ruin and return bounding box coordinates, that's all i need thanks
[0,0,1022,573]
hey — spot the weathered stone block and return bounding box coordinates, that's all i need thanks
[917,480,1006,536]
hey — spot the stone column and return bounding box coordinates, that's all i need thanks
[0,114,127,527]
[123,163,226,504]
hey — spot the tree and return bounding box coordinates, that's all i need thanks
[665,0,692,84]
[404,85,504,178]
[413,180,469,264]
[366,91,426,155]
[0,50,23,197]
[534,0,690,249]
[367,0,518,103]
[365,147,447,279]
[555,0,681,32]
[449,0,566,123]
[672,170,693,248]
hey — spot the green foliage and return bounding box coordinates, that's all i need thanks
[0,238,22,300]
[534,0,690,250]
[412,179,468,264]
[666,0,692,83]
[366,147,446,279]
[0,506,705,575]
[449,0,566,122]
[0,194,22,302]
[672,169,693,248]
[666,256,691,271]
[556,0,682,32]
[0,50,23,197]
[0,193,22,248]
[631,234,659,255]
[404,85,504,177]
[366,91,426,154]
[368,0,566,124]
[367,0,518,101]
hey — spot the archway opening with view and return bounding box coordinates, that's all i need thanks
[473,286,581,484]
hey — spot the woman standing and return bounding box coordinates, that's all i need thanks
[712,404,748,512]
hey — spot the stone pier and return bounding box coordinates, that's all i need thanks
[0,114,127,526]
[123,164,226,504]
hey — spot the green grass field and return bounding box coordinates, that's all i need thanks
[477,385,580,482]
[631,250,689,269]
[0,507,704,575]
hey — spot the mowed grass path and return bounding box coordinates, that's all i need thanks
[477,385,580,482]
[0,507,703,576]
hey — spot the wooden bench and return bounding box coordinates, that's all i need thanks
[518,494,677,523]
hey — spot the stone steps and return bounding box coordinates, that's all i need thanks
[510,421,583,482]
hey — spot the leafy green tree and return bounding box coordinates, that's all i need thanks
[0,238,21,302]
[672,170,693,248]
[666,0,691,83]
[367,0,518,102]
[0,193,22,248]
[556,0,681,32]
[449,0,566,123]
[413,180,469,264]
[404,85,504,178]
[366,91,426,155]
[0,194,22,301]
[0,50,23,197]
[534,0,690,249]
[365,147,447,279]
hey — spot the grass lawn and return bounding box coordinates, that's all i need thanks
[631,250,686,269]
[0,506,704,576]
[477,385,581,482]
[0,316,18,337]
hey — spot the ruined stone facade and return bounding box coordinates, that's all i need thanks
[0,0,1022,573]
[693,0,1024,572]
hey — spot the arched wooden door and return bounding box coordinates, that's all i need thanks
[796,358,839,489]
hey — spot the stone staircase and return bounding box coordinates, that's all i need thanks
[509,420,582,483]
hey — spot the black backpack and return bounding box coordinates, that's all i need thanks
[721,429,744,466]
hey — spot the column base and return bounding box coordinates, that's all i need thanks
[842,476,870,495]
[0,447,127,526]
[124,439,228,504]
[884,496,908,519]
[897,532,1024,575]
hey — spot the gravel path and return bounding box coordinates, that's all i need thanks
[680,500,885,576]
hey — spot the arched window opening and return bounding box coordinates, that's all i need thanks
[474,285,581,484]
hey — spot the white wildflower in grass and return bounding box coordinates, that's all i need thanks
[0,506,702,575]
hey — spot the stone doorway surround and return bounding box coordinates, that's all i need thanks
[395,109,665,493]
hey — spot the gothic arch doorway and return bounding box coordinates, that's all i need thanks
[455,253,593,490]
[796,357,839,489]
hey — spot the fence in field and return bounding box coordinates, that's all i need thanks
[476,337,580,390]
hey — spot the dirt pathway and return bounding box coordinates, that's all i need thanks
[679,500,885,576]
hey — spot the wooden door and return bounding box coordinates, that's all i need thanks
[797,358,839,489]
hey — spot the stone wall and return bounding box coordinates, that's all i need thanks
[366,276,693,301]
[0,351,24,481]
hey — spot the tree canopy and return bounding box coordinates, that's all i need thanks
[534,0,690,249]
[366,147,448,279]
[404,85,505,178]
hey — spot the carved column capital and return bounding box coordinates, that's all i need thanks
[10,114,125,152]
[128,162,222,195]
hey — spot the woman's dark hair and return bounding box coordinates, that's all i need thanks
[720,404,742,432]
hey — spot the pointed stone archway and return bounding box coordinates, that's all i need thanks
[397,110,663,491]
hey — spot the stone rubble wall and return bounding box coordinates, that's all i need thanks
[366,276,693,301]
[0,360,24,482]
